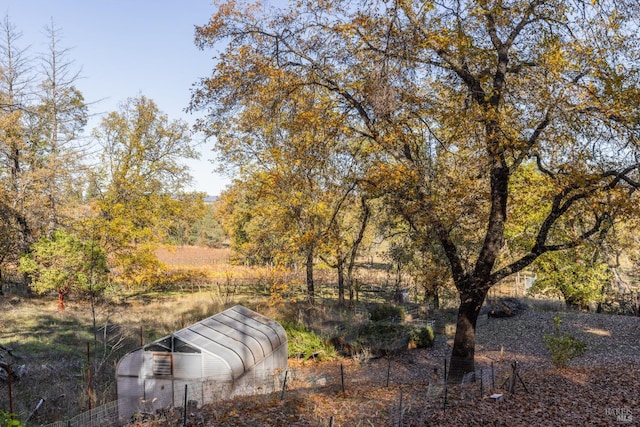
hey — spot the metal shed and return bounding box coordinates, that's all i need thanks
[116,305,288,421]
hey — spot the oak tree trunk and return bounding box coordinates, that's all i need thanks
[57,290,66,311]
[448,288,488,383]
[337,257,345,305]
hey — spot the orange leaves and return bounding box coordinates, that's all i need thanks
[195,0,263,47]
[538,35,569,72]
[193,0,640,302]
[367,162,417,194]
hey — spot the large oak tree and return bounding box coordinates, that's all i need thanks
[89,96,203,288]
[197,60,372,303]
[191,0,640,380]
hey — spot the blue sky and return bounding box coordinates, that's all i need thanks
[2,0,229,196]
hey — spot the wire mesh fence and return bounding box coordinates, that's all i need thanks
[42,399,121,427]
[40,356,528,427]
[384,358,527,427]
[34,296,531,427]
[40,368,288,427]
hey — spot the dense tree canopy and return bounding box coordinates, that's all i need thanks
[88,96,204,287]
[191,0,640,379]
[0,16,211,296]
[198,52,373,302]
[0,16,88,286]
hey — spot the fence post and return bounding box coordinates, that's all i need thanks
[340,364,345,393]
[397,388,403,427]
[443,358,448,411]
[183,384,188,426]
[7,364,13,416]
[491,362,495,389]
[510,362,516,393]
[87,342,92,411]
[280,370,289,400]
[386,358,391,387]
[444,358,447,382]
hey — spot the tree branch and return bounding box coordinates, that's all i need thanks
[490,211,609,285]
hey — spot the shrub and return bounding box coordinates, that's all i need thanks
[369,304,405,322]
[356,321,406,339]
[409,325,435,348]
[0,411,25,427]
[530,252,610,311]
[354,321,409,354]
[282,321,336,361]
[542,316,586,367]
[19,230,109,310]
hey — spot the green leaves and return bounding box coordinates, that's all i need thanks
[0,411,25,427]
[282,321,337,361]
[530,249,611,310]
[19,230,108,306]
[543,316,587,368]
[95,96,197,200]
[192,0,640,375]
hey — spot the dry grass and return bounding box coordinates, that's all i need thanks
[156,246,231,267]
[0,290,258,425]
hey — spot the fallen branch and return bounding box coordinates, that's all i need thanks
[25,397,46,422]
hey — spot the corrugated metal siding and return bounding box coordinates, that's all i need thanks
[171,305,287,378]
[116,349,143,376]
[176,328,244,374]
[202,353,232,379]
[223,306,286,351]
[144,378,173,409]
[200,317,264,360]
[172,353,202,378]
[189,322,255,367]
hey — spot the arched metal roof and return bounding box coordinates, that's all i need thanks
[145,305,287,377]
